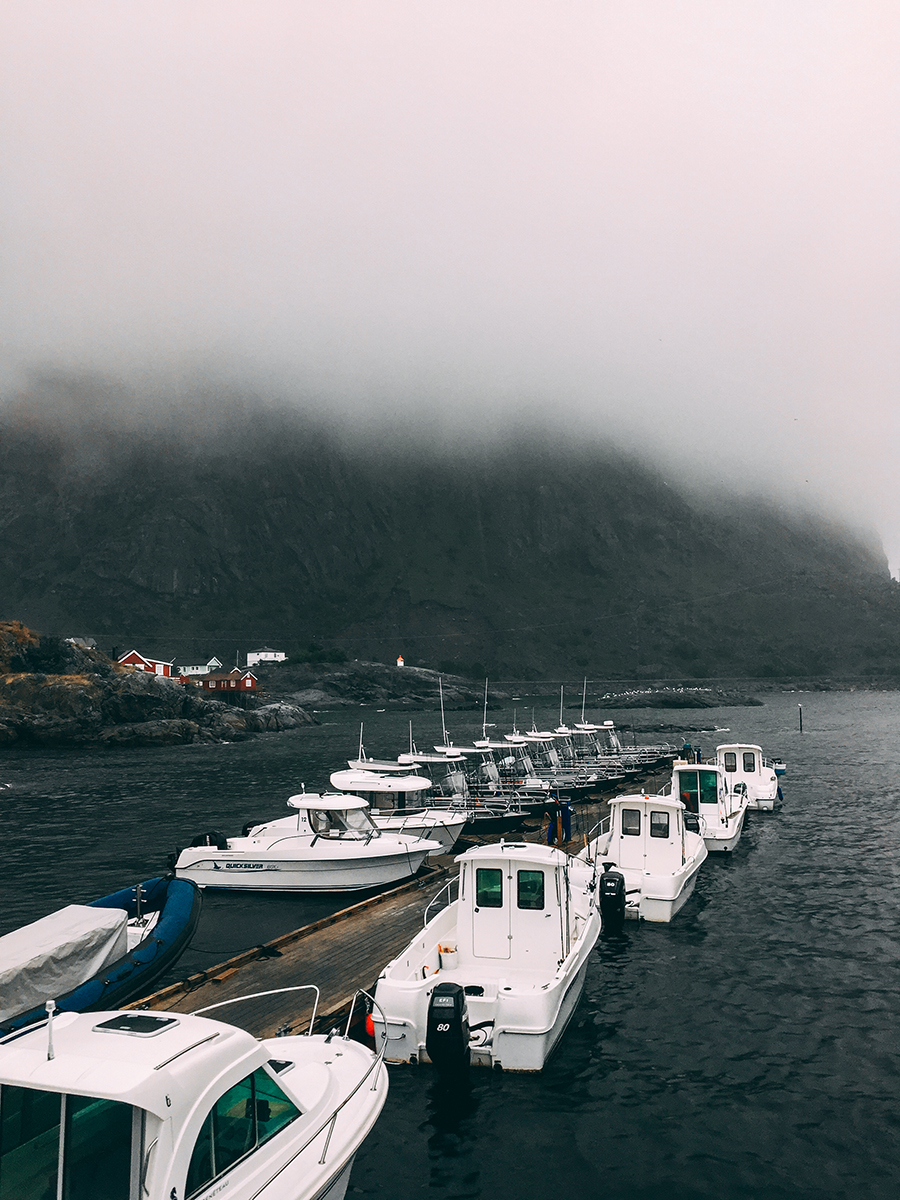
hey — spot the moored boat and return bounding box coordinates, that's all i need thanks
[579,795,707,921]
[666,760,748,853]
[372,840,601,1071]
[0,989,387,1200]
[715,743,781,810]
[174,795,442,891]
[0,876,201,1036]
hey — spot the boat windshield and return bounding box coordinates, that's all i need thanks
[308,808,378,839]
[0,1085,134,1200]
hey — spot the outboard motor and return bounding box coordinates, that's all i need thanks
[426,982,470,1076]
[599,863,626,934]
[189,830,229,850]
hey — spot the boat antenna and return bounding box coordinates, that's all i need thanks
[482,678,489,740]
[358,722,364,762]
[581,677,587,724]
[439,677,448,746]
[45,999,56,1061]
[408,720,415,755]
[559,684,564,726]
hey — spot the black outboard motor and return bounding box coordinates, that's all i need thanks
[426,982,470,1076]
[599,863,626,934]
[190,830,229,850]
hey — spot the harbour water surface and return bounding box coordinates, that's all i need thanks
[2,691,898,1199]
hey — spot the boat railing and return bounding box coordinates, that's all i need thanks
[423,874,460,926]
[201,987,389,1194]
[190,984,321,1034]
[584,814,611,845]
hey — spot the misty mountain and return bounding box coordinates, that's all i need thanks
[1,398,898,679]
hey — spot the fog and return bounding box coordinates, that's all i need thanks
[2,3,898,563]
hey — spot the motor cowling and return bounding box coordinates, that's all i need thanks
[426,982,470,1075]
[189,830,229,850]
[599,864,626,932]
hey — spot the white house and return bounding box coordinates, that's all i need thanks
[177,657,223,677]
[246,647,286,667]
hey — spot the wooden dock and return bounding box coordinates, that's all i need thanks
[127,868,454,1039]
[126,771,668,1041]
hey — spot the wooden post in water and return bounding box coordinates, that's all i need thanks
[798,703,803,733]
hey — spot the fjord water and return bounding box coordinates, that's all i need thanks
[2,691,899,1199]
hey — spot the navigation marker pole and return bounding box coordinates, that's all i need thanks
[798,704,803,733]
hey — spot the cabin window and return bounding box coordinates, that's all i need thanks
[186,1069,300,1199]
[621,809,641,836]
[475,868,503,907]
[0,1086,133,1200]
[650,811,670,838]
[723,752,737,772]
[743,752,756,772]
[517,870,544,909]
[699,770,719,805]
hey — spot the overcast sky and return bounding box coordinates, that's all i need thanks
[2,3,898,563]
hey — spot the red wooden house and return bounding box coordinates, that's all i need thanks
[197,669,258,693]
[118,650,175,677]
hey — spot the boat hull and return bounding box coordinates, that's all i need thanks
[176,849,432,891]
[703,806,747,853]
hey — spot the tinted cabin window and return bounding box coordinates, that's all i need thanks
[621,809,641,836]
[650,811,670,839]
[699,770,719,805]
[677,772,699,813]
[517,870,544,909]
[0,1088,132,1200]
[187,1070,300,1198]
[723,752,737,772]
[475,868,503,907]
[743,752,756,772]
[64,1095,132,1200]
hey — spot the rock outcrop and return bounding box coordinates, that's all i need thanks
[0,630,316,747]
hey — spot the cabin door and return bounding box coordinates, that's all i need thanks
[615,805,647,871]
[471,866,511,959]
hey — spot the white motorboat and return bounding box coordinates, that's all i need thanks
[579,795,707,922]
[666,760,748,853]
[328,768,467,853]
[175,795,442,891]
[372,841,601,1072]
[0,990,387,1200]
[715,743,781,810]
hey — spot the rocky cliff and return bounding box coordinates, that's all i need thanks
[1,397,898,680]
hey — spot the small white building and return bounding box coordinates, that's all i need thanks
[177,657,223,677]
[246,647,286,667]
[396,654,405,667]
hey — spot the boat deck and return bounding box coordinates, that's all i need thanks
[126,869,453,1039]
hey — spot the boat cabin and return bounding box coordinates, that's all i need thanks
[283,794,381,840]
[0,1011,303,1200]
[455,843,580,970]
[329,769,433,811]
[716,743,762,787]
[601,795,689,873]
[670,761,727,818]
[400,752,470,799]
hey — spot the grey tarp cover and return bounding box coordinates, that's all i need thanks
[0,903,128,1023]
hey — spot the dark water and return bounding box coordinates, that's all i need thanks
[2,692,899,1199]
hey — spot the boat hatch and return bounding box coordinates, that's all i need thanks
[0,1084,136,1200]
[94,1013,179,1038]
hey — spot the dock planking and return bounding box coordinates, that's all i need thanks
[127,868,454,1039]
